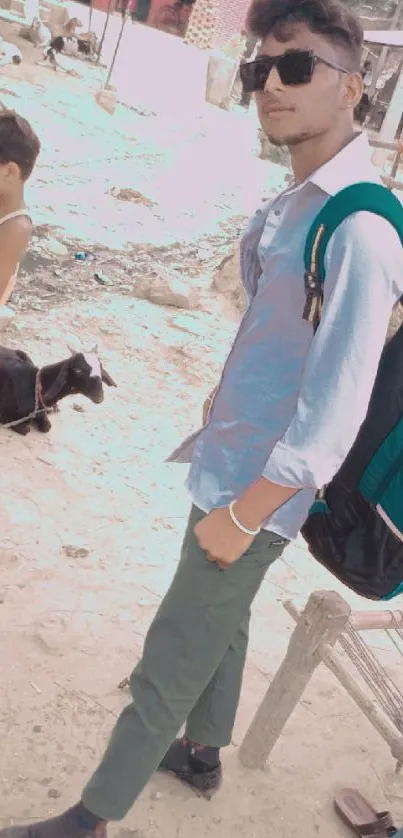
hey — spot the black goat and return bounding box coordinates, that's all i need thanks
[0,345,116,435]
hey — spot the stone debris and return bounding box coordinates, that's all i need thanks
[95,87,118,115]
[41,237,69,258]
[110,188,155,208]
[132,266,200,310]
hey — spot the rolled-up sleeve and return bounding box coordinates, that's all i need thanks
[263,211,403,490]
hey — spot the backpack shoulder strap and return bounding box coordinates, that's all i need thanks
[303,181,403,331]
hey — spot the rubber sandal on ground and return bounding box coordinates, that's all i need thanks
[334,788,397,836]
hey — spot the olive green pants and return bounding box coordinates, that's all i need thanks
[82,506,287,821]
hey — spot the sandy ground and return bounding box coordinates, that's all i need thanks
[1,16,403,838]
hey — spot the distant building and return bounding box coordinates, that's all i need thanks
[184,0,403,51]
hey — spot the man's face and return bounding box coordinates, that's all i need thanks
[255,24,361,148]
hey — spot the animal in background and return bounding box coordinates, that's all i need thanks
[41,35,64,68]
[0,344,117,435]
[48,15,99,58]
[63,16,83,37]
[24,16,51,46]
[49,32,98,59]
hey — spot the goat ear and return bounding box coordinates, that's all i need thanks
[43,362,69,402]
[101,364,117,387]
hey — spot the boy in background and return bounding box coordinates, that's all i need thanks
[0,109,40,308]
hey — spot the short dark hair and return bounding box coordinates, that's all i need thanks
[12,54,22,65]
[247,0,363,70]
[50,36,65,52]
[0,109,40,180]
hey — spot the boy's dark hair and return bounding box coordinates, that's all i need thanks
[50,36,65,52]
[247,0,363,70]
[0,109,40,180]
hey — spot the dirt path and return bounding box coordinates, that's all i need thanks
[1,293,403,838]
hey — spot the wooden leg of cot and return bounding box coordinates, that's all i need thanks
[239,590,351,770]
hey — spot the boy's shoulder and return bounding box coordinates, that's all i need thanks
[0,212,32,250]
[327,199,403,257]
[322,198,403,298]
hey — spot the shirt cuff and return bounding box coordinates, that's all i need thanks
[262,440,326,489]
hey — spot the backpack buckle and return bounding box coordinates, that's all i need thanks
[303,271,323,331]
[304,270,319,293]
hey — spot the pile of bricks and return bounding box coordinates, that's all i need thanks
[184,0,217,50]
[214,0,250,48]
[184,0,250,51]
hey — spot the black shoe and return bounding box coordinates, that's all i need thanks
[0,805,107,838]
[158,737,222,799]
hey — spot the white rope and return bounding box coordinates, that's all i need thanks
[339,620,403,732]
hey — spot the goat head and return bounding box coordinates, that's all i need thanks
[68,351,117,404]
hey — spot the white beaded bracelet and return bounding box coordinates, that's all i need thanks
[229,501,261,537]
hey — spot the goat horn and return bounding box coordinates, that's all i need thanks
[67,344,76,355]
[91,344,99,354]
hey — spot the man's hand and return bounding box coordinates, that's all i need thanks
[194,507,254,569]
[194,478,298,570]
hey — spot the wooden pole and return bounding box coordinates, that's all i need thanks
[104,0,128,88]
[368,0,403,99]
[381,178,403,192]
[373,57,403,167]
[389,136,403,181]
[369,138,399,151]
[239,591,351,769]
[379,59,403,142]
[282,603,403,632]
[284,601,403,770]
[351,610,403,631]
[88,0,94,31]
[96,0,114,64]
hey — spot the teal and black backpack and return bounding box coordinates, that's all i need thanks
[300,182,403,601]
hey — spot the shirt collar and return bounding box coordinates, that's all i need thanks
[308,132,379,196]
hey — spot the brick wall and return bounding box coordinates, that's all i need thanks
[185,0,217,49]
[213,0,251,47]
[185,0,251,51]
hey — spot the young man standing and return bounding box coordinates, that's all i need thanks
[2,0,403,836]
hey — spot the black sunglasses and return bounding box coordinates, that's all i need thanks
[240,49,350,94]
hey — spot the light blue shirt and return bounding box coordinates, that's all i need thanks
[168,134,403,540]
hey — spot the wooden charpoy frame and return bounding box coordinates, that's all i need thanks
[240,591,403,771]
